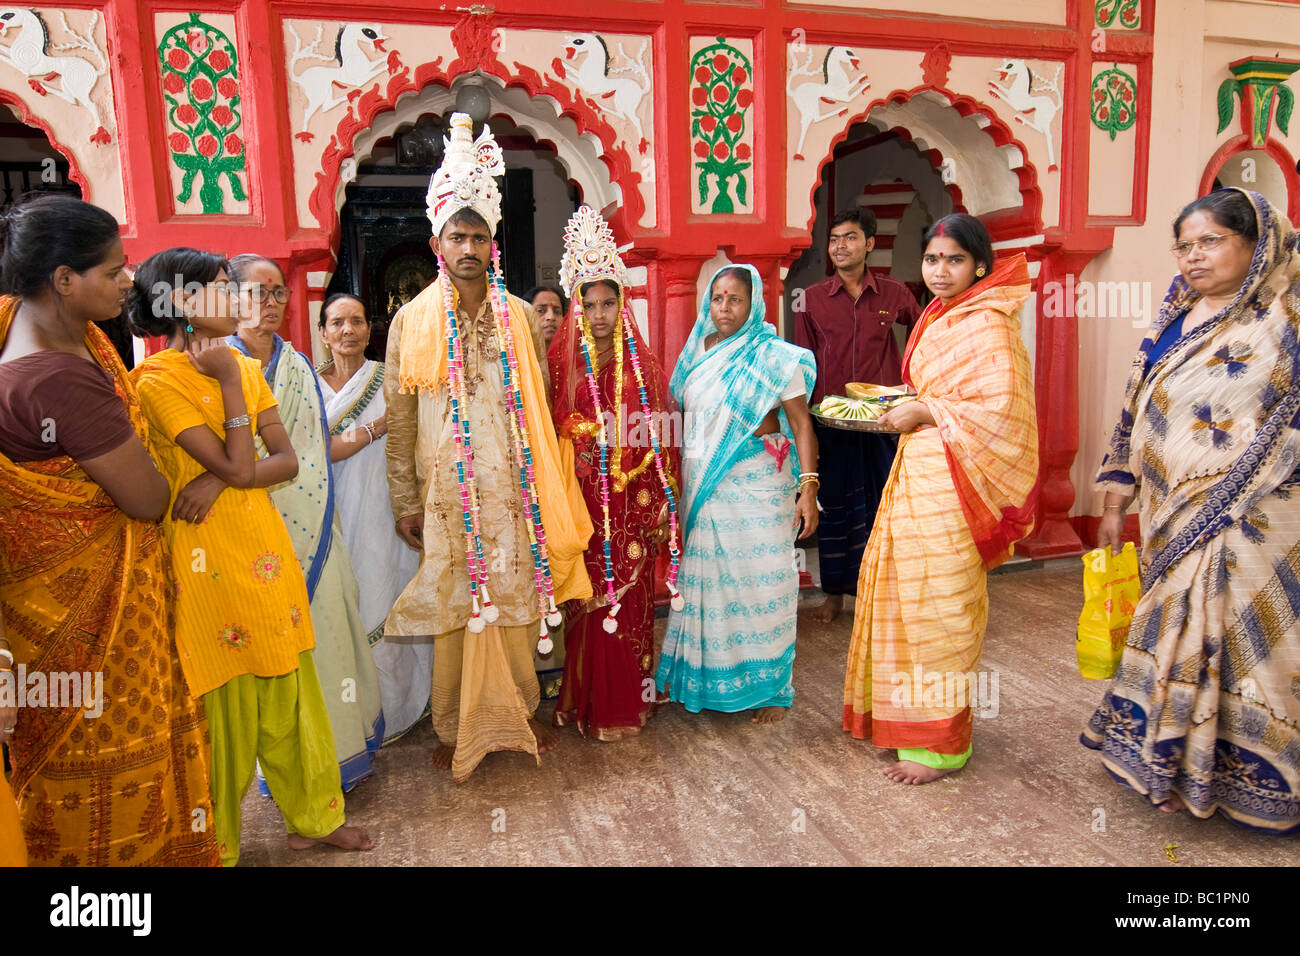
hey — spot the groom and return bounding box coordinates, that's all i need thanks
[383,113,592,781]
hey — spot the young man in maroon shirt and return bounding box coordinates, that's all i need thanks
[793,208,921,624]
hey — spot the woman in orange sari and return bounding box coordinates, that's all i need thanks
[1,606,27,866]
[842,213,1039,783]
[0,195,218,865]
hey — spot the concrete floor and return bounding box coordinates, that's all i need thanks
[238,560,1300,866]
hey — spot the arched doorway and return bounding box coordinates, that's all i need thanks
[308,75,629,363]
[0,104,80,206]
[326,109,579,360]
[787,88,1042,340]
[785,121,956,341]
[0,103,136,368]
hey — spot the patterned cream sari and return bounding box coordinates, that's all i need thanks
[1085,189,1300,833]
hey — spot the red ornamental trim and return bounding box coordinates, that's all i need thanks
[306,56,645,258]
[1199,134,1300,223]
[921,43,952,89]
[795,84,1044,237]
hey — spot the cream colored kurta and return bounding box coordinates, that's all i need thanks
[384,291,552,636]
[383,277,590,781]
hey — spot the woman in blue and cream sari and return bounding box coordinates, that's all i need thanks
[656,265,819,724]
[1086,188,1300,833]
[229,256,383,791]
[317,293,427,743]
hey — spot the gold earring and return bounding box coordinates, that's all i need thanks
[975,266,987,277]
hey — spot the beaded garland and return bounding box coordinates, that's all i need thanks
[437,248,562,651]
[572,286,683,628]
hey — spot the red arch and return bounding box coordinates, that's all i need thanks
[305,57,645,264]
[1199,135,1300,224]
[0,90,91,200]
[797,84,1045,238]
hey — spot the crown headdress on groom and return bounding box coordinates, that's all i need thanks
[426,112,505,236]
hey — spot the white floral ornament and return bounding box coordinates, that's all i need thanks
[426,111,505,236]
[559,205,630,298]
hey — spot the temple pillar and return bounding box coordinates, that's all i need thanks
[649,254,710,367]
[1018,234,1109,560]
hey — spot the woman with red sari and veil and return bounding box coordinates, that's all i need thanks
[547,206,680,741]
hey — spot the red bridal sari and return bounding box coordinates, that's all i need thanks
[547,311,679,740]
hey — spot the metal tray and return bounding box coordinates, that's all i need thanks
[812,412,902,433]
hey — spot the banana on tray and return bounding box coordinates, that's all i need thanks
[814,395,884,421]
[814,384,916,422]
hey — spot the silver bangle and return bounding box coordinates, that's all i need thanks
[363,423,375,444]
[0,647,13,668]
[223,414,251,430]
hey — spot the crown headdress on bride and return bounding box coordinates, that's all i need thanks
[559,205,630,298]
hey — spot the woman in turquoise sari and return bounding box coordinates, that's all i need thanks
[655,265,818,723]
[228,254,383,791]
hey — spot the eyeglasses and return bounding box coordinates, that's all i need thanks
[1171,233,1239,258]
[243,284,290,304]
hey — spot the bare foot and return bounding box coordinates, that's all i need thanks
[655,691,672,705]
[806,594,843,625]
[883,759,959,784]
[287,823,375,852]
[751,706,787,724]
[432,744,456,770]
[1158,792,1187,813]
[530,718,558,754]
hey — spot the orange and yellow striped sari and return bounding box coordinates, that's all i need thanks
[842,255,1038,756]
[0,298,218,866]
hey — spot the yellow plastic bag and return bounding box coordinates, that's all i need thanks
[1076,542,1141,679]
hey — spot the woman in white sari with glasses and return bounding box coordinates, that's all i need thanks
[317,292,428,743]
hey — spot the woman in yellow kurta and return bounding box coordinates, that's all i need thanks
[842,214,1038,784]
[127,246,372,864]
